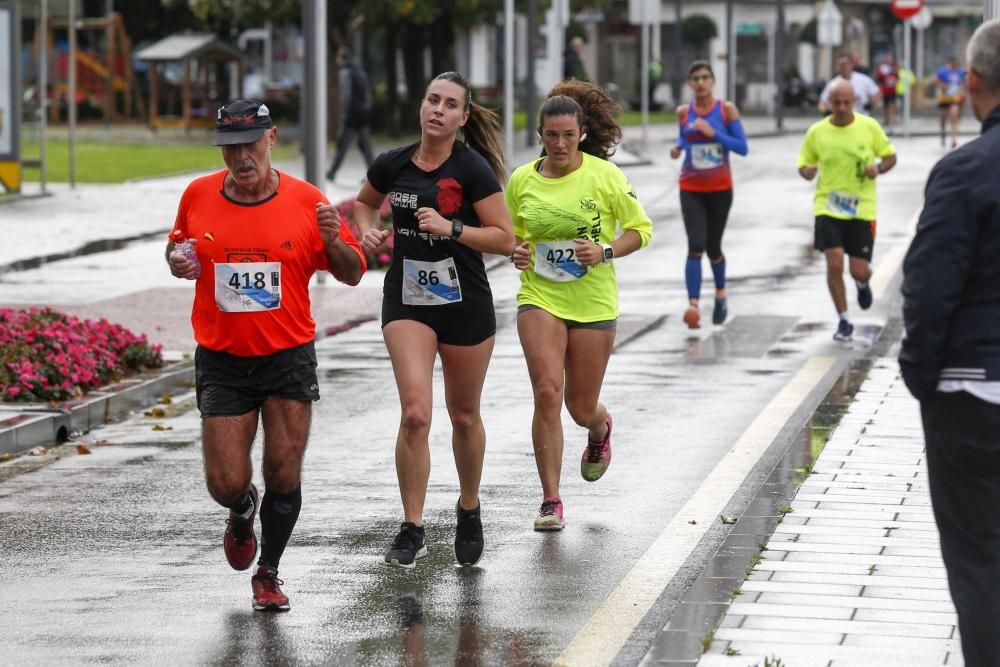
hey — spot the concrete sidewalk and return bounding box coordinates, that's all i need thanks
[693,358,962,667]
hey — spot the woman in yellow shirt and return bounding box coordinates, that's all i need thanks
[506,80,653,531]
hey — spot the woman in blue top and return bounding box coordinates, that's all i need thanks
[669,61,748,328]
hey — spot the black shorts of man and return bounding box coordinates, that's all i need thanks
[798,80,896,341]
[166,99,366,611]
[900,19,1000,667]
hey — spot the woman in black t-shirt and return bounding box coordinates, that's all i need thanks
[353,71,514,570]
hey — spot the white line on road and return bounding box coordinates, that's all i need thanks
[555,355,837,667]
[871,209,921,301]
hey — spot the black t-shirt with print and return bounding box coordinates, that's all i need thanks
[367,140,502,310]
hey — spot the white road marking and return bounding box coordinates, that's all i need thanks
[555,355,837,667]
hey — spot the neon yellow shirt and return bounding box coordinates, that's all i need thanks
[798,114,895,221]
[505,152,653,322]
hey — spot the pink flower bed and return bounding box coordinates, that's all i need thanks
[336,196,394,269]
[0,308,163,403]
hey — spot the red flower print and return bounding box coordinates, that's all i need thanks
[436,178,463,216]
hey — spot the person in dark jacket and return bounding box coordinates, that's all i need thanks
[326,47,375,183]
[899,19,1000,667]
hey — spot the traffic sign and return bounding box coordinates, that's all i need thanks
[910,6,933,30]
[891,0,924,21]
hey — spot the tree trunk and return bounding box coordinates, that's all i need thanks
[430,15,455,75]
[384,23,400,138]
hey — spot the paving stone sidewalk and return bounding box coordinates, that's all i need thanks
[699,358,963,667]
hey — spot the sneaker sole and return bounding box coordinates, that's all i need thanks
[533,522,565,532]
[253,600,291,612]
[383,545,428,569]
[683,308,700,329]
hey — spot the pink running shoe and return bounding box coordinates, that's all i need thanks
[223,483,259,571]
[533,497,565,531]
[581,414,613,482]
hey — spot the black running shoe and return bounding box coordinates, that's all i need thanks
[454,500,484,567]
[857,283,873,310]
[712,297,728,325]
[384,522,427,569]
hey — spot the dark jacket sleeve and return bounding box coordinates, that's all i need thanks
[899,158,977,401]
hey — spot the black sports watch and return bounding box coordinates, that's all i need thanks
[451,218,464,239]
[601,243,614,263]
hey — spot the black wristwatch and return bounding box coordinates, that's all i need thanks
[601,244,614,263]
[451,218,464,239]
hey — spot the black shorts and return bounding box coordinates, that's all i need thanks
[195,341,320,418]
[381,299,496,346]
[883,92,898,104]
[939,100,962,109]
[814,215,876,262]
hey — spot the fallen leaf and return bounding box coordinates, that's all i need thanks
[76,444,92,455]
[688,519,697,525]
[28,446,47,456]
[720,515,738,525]
[159,394,173,405]
[152,424,173,431]
[144,407,166,418]
[0,453,12,462]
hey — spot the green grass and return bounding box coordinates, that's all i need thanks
[19,138,300,184]
[18,107,677,184]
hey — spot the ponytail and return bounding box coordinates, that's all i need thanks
[463,102,506,182]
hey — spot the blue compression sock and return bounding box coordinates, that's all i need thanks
[710,258,726,290]
[685,257,702,301]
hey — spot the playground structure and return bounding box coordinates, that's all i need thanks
[28,10,144,123]
[135,34,244,131]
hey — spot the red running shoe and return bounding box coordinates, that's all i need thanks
[251,566,290,612]
[223,483,259,571]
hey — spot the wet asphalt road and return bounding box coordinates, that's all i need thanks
[0,133,947,665]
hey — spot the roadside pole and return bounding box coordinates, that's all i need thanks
[504,0,514,167]
[903,19,911,137]
[988,0,1000,20]
[302,0,325,187]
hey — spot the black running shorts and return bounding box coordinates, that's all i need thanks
[195,341,320,418]
[381,299,496,346]
[814,215,876,262]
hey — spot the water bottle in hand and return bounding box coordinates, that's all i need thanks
[172,230,201,279]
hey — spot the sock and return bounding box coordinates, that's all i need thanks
[258,487,302,569]
[838,311,849,322]
[855,280,869,289]
[230,490,254,518]
[710,257,727,290]
[685,257,702,302]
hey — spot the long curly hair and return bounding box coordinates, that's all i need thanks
[538,80,622,160]
[427,71,506,182]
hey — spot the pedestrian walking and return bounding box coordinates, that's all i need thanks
[669,60,748,328]
[353,72,514,569]
[899,19,1000,667]
[507,80,653,531]
[326,47,375,183]
[819,53,881,115]
[166,99,367,611]
[563,36,589,82]
[797,80,896,341]
[935,55,967,149]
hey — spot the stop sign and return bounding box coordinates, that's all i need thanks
[891,0,924,20]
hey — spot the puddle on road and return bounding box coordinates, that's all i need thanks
[644,357,873,664]
[0,230,171,275]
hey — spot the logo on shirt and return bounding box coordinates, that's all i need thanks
[436,178,463,216]
[227,252,268,263]
[579,196,596,211]
[390,191,419,209]
[280,240,293,250]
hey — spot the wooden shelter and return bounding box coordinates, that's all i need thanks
[135,34,244,131]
